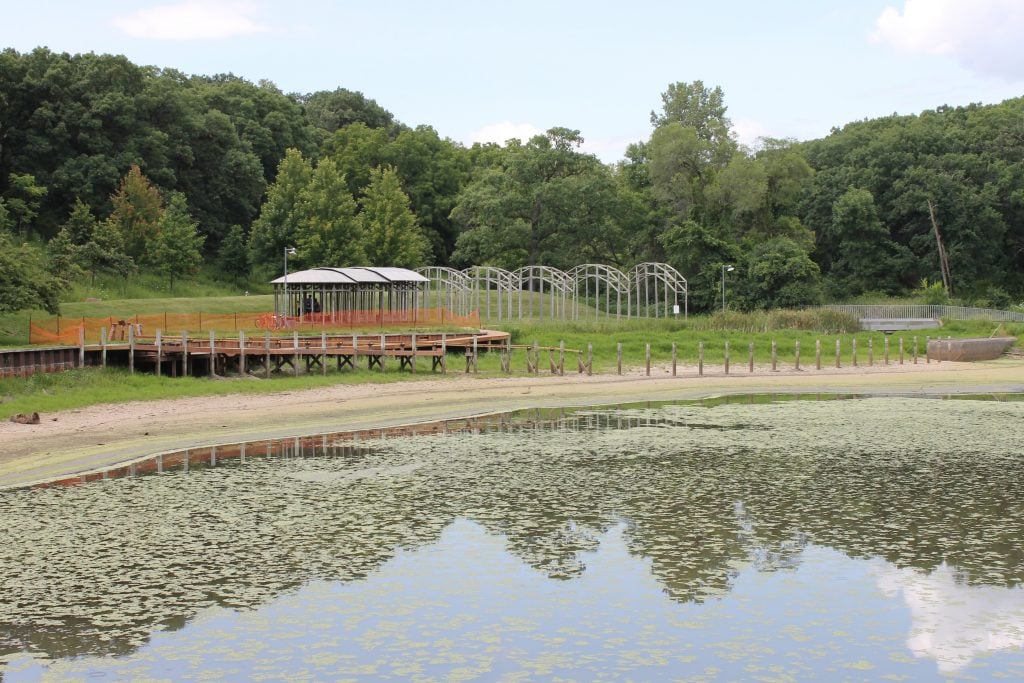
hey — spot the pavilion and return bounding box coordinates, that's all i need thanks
[271,266,430,324]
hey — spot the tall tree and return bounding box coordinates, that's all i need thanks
[149,192,205,291]
[294,158,364,266]
[248,149,313,274]
[359,166,430,268]
[108,165,163,263]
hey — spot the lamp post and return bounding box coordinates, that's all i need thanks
[283,246,297,317]
[721,264,734,311]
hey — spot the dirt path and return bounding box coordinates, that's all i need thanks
[3,360,1023,489]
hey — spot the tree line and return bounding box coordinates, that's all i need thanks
[2,46,1022,314]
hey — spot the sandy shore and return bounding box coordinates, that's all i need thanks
[3,360,1023,489]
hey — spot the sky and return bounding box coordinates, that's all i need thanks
[2,0,1022,161]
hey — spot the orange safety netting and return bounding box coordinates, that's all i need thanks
[29,308,481,345]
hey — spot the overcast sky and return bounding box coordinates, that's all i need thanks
[3,0,1022,160]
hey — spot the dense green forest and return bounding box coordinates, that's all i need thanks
[2,47,1022,314]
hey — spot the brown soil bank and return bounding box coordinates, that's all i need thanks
[2,360,1023,489]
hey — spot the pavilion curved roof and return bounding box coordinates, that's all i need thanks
[271,267,429,285]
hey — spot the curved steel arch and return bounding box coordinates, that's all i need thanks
[629,262,688,319]
[513,265,574,321]
[463,266,515,321]
[416,266,471,317]
[567,264,630,320]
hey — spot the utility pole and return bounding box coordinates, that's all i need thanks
[927,199,953,296]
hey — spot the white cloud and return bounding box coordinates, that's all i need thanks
[731,119,769,150]
[873,561,1024,673]
[112,1,269,41]
[467,121,545,146]
[871,0,1024,81]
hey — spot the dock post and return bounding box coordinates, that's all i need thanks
[264,332,271,379]
[725,340,730,374]
[209,330,216,377]
[868,338,874,366]
[852,338,857,367]
[616,343,622,375]
[815,339,821,370]
[473,335,479,374]
[293,331,299,376]
[771,339,777,371]
[239,330,247,375]
[380,333,386,373]
[321,331,327,376]
[78,325,85,368]
[129,323,135,375]
[899,337,905,365]
[441,333,447,374]
[834,338,840,368]
[410,333,417,374]
[156,329,162,377]
[182,330,189,376]
[913,336,918,364]
[884,337,890,365]
[794,340,800,371]
[749,341,755,373]
[926,336,931,363]
[352,334,358,366]
[645,343,651,376]
[559,340,564,376]
[101,327,108,368]
[671,342,677,376]
[587,342,593,376]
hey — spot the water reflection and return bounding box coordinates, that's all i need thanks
[1,396,1023,678]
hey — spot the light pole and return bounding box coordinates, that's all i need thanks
[283,246,297,317]
[721,264,734,311]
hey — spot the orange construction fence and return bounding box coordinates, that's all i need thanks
[29,307,481,346]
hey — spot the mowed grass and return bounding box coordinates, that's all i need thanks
[1,304,1020,419]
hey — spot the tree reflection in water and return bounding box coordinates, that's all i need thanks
[1,395,1022,676]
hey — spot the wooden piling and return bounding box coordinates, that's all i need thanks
[410,333,417,374]
[883,337,890,365]
[587,343,593,376]
[441,333,447,374]
[926,336,931,363]
[794,340,800,371]
[617,343,622,375]
[78,325,85,369]
[293,331,299,376]
[473,335,479,374]
[101,327,108,368]
[834,338,840,369]
[239,330,247,375]
[899,337,904,365]
[852,338,858,367]
[913,336,918,364]
[725,340,730,374]
[748,341,754,373]
[815,339,821,370]
[264,332,271,379]
[129,324,135,375]
[380,333,386,373]
[182,331,189,376]
[771,339,777,371]
[210,330,216,377]
[698,342,704,376]
[868,338,874,366]
[156,329,163,377]
[645,343,651,376]
[322,331,328,375]
[671,342,677,376]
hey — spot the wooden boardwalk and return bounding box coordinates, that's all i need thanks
[0,330,512,378]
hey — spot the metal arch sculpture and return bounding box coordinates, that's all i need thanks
[463,266,516,321]
[416,266,471,317]
[629,262,688,319]
[513,265,574,321]
[417,262,688,322]
[567,264,631,320]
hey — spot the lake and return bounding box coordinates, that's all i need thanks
[2,395,1023,680]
